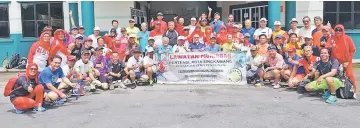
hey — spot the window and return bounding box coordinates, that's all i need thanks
[21,2,63,37]
[323,1,359,29]
[0,3,9,38]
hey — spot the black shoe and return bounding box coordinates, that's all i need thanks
[89,89,96,92]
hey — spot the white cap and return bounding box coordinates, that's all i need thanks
[274,21,281,26]
[147,47,154,53]
[289,18,298,24]
[177,36,186,40]
[233,25,239,28]
[128,34,136,39]
[260,18,267,22]
[191,18,196,21]
[148,37,155,41]
[93,26,100,31]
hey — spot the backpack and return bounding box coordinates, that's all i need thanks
[336,68,355,99]
[5,53,20,69]
[3,73,25,97]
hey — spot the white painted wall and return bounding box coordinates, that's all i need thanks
[63,1,70,31]
[8,1,22,34]
[296,1,323,27]
[94,1,134,31]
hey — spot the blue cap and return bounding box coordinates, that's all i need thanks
[268,45,277,51]
[275,34,283,39]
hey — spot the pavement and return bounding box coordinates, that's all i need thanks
[0,69,360,128]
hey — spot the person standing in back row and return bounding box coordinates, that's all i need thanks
[163,21,179,47]
[150,12,167,32]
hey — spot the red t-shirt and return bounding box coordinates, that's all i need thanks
[298,56,320,74]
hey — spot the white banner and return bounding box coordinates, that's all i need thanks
[156,52,247,84]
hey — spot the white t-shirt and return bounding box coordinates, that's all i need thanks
[88,34,101,48]
[143,56,158,72]
[246,54,264,70]
[298,26,316,43]
[153,35,163,47]
[126,56,143,72]
[172,43,190,53]
[254,27,272,38]
[288,28,300,35]
[74,60,94,75]
[189,25,196,35]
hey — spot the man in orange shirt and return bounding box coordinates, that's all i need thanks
[150,12,167,32]
[312,16,324,48]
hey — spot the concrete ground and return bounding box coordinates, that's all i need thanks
[0,69,360,128]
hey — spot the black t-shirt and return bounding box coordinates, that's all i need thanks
[107,60,125,74]
[313,58,340,77]
[10,76,37,101]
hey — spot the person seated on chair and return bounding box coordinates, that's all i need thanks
[305,48,342,104]
[74,50,99,92]
[280,48,303,83]
[288,46,319,87]
[126,48,144,84]
[262,46,285,89]
[38,55,78,104]
[143,47,158,86]
[246,46,264,86]
[9,64,46,114]
[92,47,110,90]
[107,52,128,89]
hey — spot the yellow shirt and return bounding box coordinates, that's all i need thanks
[126,26,140,43]
[285,42,303,56]
[221,42,234,52]
[271,30,286,40]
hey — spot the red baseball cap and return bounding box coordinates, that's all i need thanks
[85,37,93,41]
[287,47,296,53]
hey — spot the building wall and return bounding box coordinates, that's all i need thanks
[295,1,323,26]
[92,1,133,32]
[220,1,286,26]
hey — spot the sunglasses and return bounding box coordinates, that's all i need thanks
[303,20,309,23]
[30,68,37,71]
[335,28,343,32]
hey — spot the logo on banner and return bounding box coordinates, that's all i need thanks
[226,68,242,82]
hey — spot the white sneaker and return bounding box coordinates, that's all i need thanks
[119,82,127,89]
[273,84,280,89]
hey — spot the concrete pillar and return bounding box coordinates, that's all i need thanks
[81,1,94,36]
[268,1,281,29]
[285,1,296,30]
[69,1,79,28]
[8,1,22,55]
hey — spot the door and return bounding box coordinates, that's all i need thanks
[232,5,268,28]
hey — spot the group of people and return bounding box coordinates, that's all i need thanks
[4,8,357,114]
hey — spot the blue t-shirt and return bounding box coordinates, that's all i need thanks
[137,31,150,53]
[241,27,256,45]
[39,67,64,89]
[210,20,224,34]
[285,55,305,74]
[189,43,205,51]
[205,44,221,52]
[158,45,173,54]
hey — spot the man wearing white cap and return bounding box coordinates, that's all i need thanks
[173,36,190,53]
[143,47,158,85]
[88,26,101,48]
[271,21,287,42]
[288,18,299,35]
[254,18,272,41]
[188,17,197,34]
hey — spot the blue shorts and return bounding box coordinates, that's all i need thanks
[44,83,60,93]
[135,72,143,79]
